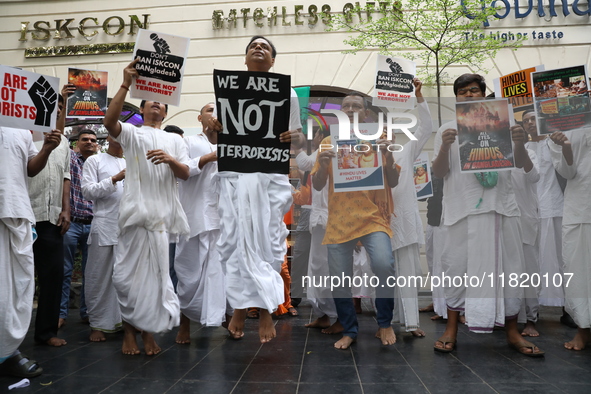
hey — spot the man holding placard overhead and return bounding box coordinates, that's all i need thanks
[103,57,190,356]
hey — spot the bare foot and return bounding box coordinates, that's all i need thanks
[122,322,140,355]
[459,315,466,324]
[353,298,362,314]
[58,318,66,329]
[565,328,591,351]
[419,303,434,313]
[305,315,331,329]
[175,314,191,344]
[46,337,67,346]
[334,336,355,349]
[411,328,426,337]
[259,309,276,344]
[521,321,539,337]
[375,327,396,345]
[321,320,344,335]
[142,332,161,356]
[228,309,246,339]
[431,314,443,320]
[89,330,106,342]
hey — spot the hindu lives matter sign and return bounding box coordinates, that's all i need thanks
[213,69,291,174]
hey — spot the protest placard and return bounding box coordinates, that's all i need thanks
[214,69,291,174]
[532,65,590,134]
[66,68,108,118]
[373,55,416,109]
[330,123,385,192]
[456,99,515,173]
[413,151,433,199]
[0,65,59,133]
[131,29,189,106]
[493,65,544,110]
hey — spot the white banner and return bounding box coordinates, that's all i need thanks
[0,65,59,133]
[131,29,190,106]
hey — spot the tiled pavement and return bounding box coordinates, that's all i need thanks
[1,298,590,393]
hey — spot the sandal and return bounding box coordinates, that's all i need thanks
[434,338,456,353]
[0,353,43,378]
[509,341,545,357]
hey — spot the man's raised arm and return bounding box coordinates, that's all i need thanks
[104,58,139,138]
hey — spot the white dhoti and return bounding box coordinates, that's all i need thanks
[392,244,422,331]
[539,217,565,306]
[0,218,34,359]
[306,224,337,319]
[113,227,179,333]
[426,225,447,319]
[175,230,226,326]
[518,242,540,323]
[352,246,376,300]
[441,213,524,333]
[85,241,122,332]
[563,224,591,329]
[216,173,289,312]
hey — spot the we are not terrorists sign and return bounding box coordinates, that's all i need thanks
[214,69,291,174]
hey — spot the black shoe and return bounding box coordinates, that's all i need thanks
[560,313,577,329]
[291,298,301,308]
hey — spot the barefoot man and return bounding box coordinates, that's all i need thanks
[312,93,400,349]
[174,103,228,344]
[549,130,591,351]
[81,135,126,342]
[209,36,302,343]
[104,59,191,355]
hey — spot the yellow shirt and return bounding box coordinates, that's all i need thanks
[312,137,394,245]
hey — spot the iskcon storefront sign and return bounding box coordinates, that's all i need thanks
[19,14,150,58]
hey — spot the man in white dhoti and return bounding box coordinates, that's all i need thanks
[523,109,575,329]
[549,130,591,351]
[431,74,543,356]
[390,79,431,337]
[103,59,191,355]
[174,103,229,344]
[510,125,541,336]
[81,136,126,342]
[209,36,302,343]
[293,133,339,332]
[0,127,61,377]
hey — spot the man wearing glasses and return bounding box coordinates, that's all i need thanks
[59,130,97,328]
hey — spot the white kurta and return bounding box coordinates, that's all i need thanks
[526,138,565,306]
[0,127,38,359]
[175,133,226,326]
[112,123,190,333]
[215,89,301,312]
[390,101,432,331]
[296,149,336,318]
[433,121,524,332]
[82,152,126,332]
[550,129,591,328]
